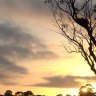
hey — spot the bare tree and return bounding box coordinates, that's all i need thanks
[45,0,96,75]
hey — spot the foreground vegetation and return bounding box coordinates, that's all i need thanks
[0,84,96,96]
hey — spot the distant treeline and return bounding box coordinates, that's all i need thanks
[0,90,70,96]
[0,90,45,96]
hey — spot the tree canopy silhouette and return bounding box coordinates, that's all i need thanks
[4,90,13,96]
[23,91,34,96]
[45,0,96,75]
[15,91,24,96]
[79,84,95,96]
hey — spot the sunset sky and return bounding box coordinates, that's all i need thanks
[0,0,96,96]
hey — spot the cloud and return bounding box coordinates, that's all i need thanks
[0,20,58,59]
[0,0,48,15]
[33,75,96,88]
[0,20,58,85]
[0,57,27,74]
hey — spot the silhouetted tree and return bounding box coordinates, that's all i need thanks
[45,0,96,75]
[66,94,71,96]
[15,91,24,96]
[57,94,63,96]
[4,90,13,96]
[35,95,43,96]
[23,91,34,96]
[0,94,3,96]
[79,84,95,96]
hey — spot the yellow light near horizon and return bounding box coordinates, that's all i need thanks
[90,82,96,92]
[67,88,79,95]
[81,87,88,93]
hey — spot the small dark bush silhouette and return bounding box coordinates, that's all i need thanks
[23,91,34,96]
[4,90,12,96]
[15,91,24,96]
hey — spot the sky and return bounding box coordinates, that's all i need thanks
[0,0,96,96]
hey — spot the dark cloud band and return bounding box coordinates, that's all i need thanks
[32,75,96,88]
